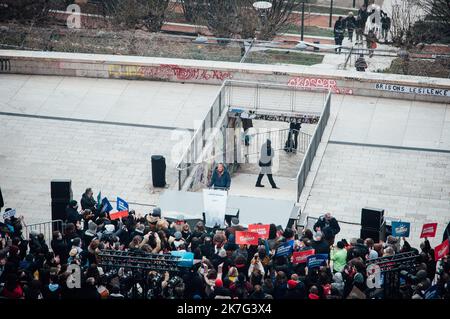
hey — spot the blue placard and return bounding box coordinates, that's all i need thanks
[101,197,113,213]
[307,254,328,269]
[391,221,410,237]
[171,251,194,267]
[275,240,294,257]
[116,197,129,211]
[2,209,16,220]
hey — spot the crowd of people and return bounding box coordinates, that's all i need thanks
[333,4,392,71]
[0,189,449,300]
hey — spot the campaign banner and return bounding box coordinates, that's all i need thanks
[275,240,294,257]
[171,251,194,268]
[101,197,113,213]
[292,249,315,264]
[2,209,16,220]
[109,210,129,221]
[307,254,328,269]
[420,223,438,238]
[116,197,129,212]
[391,221,411,237]
[248,224,270,239]
[235,231,259,246]
[203,189,227,228]
[434,239,449,261]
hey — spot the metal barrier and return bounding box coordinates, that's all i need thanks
[176,80,328,191]
[24,220,63,244]
[303,215,361,230]
[296,91,331,201]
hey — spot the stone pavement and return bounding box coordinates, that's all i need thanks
[300,93,450,248]
[0,74,219,224]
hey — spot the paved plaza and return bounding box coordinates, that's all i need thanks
[0,73,449,247]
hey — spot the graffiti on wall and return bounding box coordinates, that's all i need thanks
[0,58,11,72]
[108,64,233,82]
[287,77,353,95]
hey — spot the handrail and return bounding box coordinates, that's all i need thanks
[24,219,64,248]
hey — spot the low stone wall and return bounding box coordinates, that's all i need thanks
[1,50,449,103]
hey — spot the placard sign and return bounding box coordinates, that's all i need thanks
[248,224,270,239]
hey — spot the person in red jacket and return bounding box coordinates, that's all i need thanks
[2,273,23,299]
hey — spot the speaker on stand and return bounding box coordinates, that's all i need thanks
[151,155,166,188]
[360,207,385,242]
[50,179,73,223]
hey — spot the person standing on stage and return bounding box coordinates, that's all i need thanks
[209,163,231,190]
[256,139,279,189]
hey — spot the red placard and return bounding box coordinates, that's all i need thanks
[434,239,449,261]
[235,231,259,246]
[420,223,438,238]
[292,249,315,264]
[248,224,270,239]
[109,210,129,221]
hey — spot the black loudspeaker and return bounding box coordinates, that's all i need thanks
[360,228,381,242]
[51,180,73,201]
[151,155,166,188]
[51,200,68,222]
[0,187,4,209]
[361,207,384,229]
[360,221,387,243]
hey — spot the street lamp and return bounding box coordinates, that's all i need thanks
[300,1,306,41]
[253,1,272,27]
[329,0,334,28]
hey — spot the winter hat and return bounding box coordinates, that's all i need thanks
[193,294,202,300]
[69,200,78,208]
[332,272,343,283]
[218,249,227,258]
[104,224,115,234]
[72,237,81,247]
[287,280,298,289]
[215,278,223,288]
[368,249,379,260]
[174,231,182,240]
[308,293,320,300]
[152,207,161,217]
[86,221,97,235]
[231,217,239,226]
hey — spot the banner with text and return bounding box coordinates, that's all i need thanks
[248,224,270,239]
[2,209,16,220]
[235,231,259,246]
[420,223,438,238]
[391,221,411,237]
[434,239,449,261]
[292,249,315,264]
[109,210,129,221]
[116,197,129,212]
[307,254,328,269]
[275,240,294,257]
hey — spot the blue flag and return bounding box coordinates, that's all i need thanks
[307,254,328,269]
[101,197,113,213]
[391,221,410,237]
[116,197,129,211]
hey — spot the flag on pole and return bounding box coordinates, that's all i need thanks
[101,197,113,213]
[117,197,129,212]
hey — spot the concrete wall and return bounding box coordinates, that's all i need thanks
[0,50,449,103]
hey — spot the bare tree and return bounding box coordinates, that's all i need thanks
[390,0,424,48]
[258,0,302,40]
[109,0,170,32]
[0,0,54,22]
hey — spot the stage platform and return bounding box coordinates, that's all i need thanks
[158,190,299,228]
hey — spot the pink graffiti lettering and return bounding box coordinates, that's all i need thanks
[288,77,353,95]
[135,64,232,82]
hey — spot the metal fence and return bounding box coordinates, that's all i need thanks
[176,81,227,190]
[296,91,331,201]
[24,219,64,245]
[176,80,329,191]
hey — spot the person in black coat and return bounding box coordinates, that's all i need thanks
[311,231,331,256]
[65,200,81,225]
[334,17,345,54]
[80,188,97,211]
[314,213,341,245]
[51,231,69,264]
